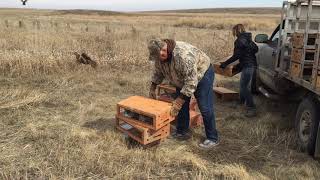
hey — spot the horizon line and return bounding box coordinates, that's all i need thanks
[0,6,281,13]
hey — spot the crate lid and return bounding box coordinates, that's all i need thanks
[117,96,172,116]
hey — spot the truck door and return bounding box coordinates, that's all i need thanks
[257,28,280,71]
[255,25,283,93]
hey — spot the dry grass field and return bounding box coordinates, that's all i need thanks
[0,8,320,179]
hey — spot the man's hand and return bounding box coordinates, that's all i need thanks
[149,82,157,99]
[170,97,185,117]
[219,62,228,69]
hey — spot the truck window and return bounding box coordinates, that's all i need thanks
[269,23,284,47]
[270,24,281,43]
[271,31,280,42]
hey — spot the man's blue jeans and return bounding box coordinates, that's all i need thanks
[240,66,256,109]
[175,65,219,141]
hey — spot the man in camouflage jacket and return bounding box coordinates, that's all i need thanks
[148,38,219,148]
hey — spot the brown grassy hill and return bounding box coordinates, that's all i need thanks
[143,8,281,15]
[56,9,123,16]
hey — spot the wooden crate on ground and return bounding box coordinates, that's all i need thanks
[116,96,174,131]
[189,110,202,128]
[213,60,241,77]
[156,84,176,94]
[189,98,203,128]
[156,84,203,128]
[156,84,176,103]
[116,118,170,145]
[213,87,239,101]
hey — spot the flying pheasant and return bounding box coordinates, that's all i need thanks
[21,0,28,6]
[74,52,97,68]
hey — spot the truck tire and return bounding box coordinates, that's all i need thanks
[295,97,320,156]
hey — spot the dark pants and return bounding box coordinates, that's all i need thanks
[240,67,256,109]
[175,65,219,141]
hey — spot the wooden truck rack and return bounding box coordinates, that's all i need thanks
[292,32,319,49]
[291,48,318,63]
[313,69,320,90]
[276,0,320,93]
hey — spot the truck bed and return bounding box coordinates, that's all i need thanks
[276,0,320,95]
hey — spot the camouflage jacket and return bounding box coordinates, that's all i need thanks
[151,41,211,97]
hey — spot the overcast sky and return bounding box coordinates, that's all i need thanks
[0,0,283,12]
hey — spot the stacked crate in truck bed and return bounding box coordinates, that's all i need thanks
[291,33,319,49]
[290,32,320,86]
[315,70,320,90]
[116,96,175,146]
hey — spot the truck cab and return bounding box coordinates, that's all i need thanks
[255,24,298,95]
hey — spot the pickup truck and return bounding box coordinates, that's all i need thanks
[254,0,320,157]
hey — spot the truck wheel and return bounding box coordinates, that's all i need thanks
[295,97,320,156]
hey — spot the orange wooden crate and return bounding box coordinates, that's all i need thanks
[116,118,170,145]
[169,110,203,128]
[156,84,176,102]
[156,84,176,94]
[156,84,203,128]
[156,84,198,106]
[290,62,302,78]
[289,62,314,81]
[291,48,303,63]
[291,48,317,63]
[292,33,305,49]
[317,71,320,90]
[292,33,319,49]
[213,60,241,77]
[313,70,320,90]
[116,96,175,130]
[189,98,203,128]
[189,110,202,128]
[213,87,239,101]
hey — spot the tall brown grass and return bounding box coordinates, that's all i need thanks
[0,9,319,179]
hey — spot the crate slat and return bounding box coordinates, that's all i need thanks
[117,96,171,117]
[213,87,239,101]
[213,61,241,77]
[313,70,320,90]
[290,62,314,81]
[292,32,319,49]
[117,96,174,130]
[156,84,203,128]
[189,110,202,128]
[116,118,170,145]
